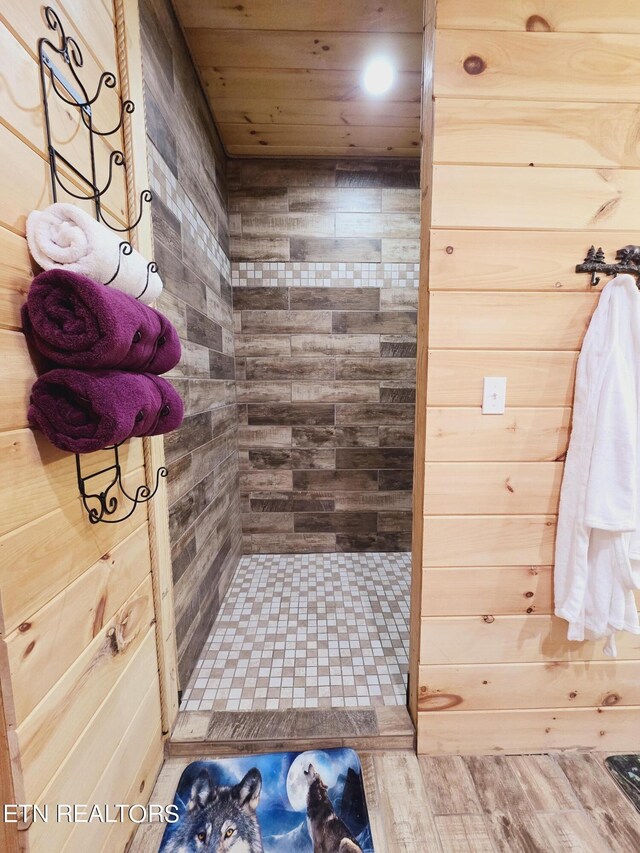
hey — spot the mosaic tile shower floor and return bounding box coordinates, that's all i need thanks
[181,552,410,712]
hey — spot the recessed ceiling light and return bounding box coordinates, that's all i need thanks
[363,57,395,96]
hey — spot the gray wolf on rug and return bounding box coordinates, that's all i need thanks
[163,767,264,853]
[305,763,363,853]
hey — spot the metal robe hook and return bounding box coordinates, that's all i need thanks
[575,244,640,289]
[591,246,604,286]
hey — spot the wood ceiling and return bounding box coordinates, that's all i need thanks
[171,0,424,158]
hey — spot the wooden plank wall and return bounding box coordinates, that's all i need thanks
[0,679,18,853]
[0,1,165,848]
[414,0,640,754]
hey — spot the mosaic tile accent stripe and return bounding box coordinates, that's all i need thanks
[148,141,231,280]
[182,552,410,711]
[232,261,420,289]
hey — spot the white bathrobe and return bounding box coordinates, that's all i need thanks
[555,274,640,657]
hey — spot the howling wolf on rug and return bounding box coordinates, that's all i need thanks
[305,763,362,853]
[159,748,374,853]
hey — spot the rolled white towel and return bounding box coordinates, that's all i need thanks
[26,202,163,304]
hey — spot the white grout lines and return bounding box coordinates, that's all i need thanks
[182,551,410,712]
[232,261,420,289]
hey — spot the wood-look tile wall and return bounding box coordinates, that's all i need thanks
[229,158,421,264]
[141,0,241,688]
[230,161,419,554]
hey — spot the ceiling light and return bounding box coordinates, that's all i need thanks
[363,57,395,96]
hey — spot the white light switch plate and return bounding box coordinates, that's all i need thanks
[483,377,507,414]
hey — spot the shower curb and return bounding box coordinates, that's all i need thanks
[166,706,415,757]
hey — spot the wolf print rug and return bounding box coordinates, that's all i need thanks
[605,755,640,813]
[159,747,374,853]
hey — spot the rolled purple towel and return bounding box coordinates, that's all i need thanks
[28,369,184,453]
[22,269,180,373]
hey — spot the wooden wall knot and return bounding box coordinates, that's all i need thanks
[418,692,463,711]
[114,613,132,653]
[107,626,119,655]
[482,614,495,623]
[92,594,108,638]
[602,693,620,706]
[107,597,147,655]
[591,197,621,226]
[526,15,552,32]
[109,620,133,655]
[463,55,486,76]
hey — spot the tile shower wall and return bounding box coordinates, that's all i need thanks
[141,0,241,687]
[229,160,419,554]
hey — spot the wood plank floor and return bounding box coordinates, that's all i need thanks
[129,750,640,852]
[167,705,414,756]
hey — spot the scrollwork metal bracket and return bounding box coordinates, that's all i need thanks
[76,445,168,524]
[39,6,155,249]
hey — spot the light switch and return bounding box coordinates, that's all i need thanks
[482,377,507,414]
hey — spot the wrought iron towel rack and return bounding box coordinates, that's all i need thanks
[37,5,167,524]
